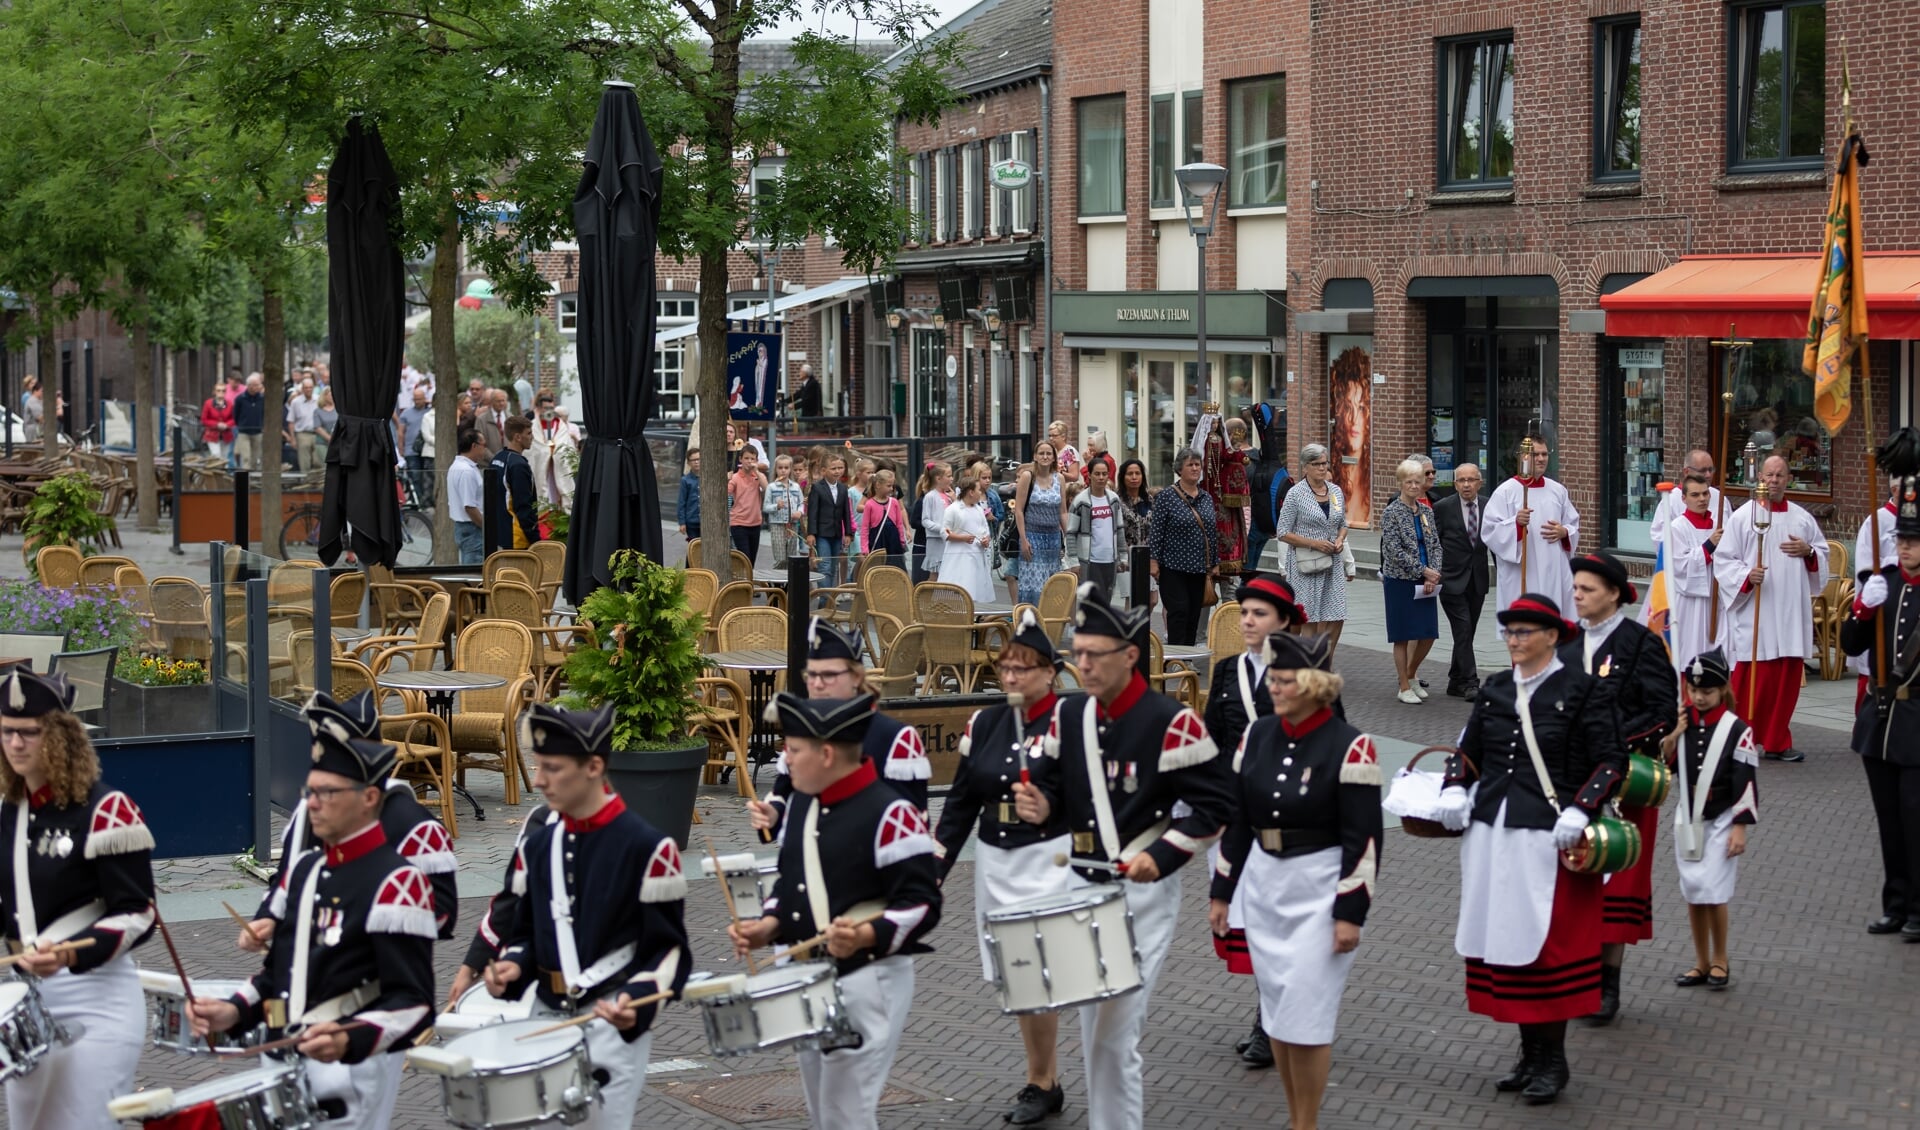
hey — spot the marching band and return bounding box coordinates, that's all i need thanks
[6,451,1913,1128]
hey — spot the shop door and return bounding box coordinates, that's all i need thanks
[912,327,947,438]
[1604,341,1667,552]
[1426,298,1559,494]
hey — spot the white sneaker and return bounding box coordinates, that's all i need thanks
[1398,689,1422,705]
[1414,685,1430,700]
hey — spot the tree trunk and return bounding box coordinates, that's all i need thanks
[130,306,159,530]
[429,207,462,564]
[696,252,732,576]
[37,319,58,461]
[261,285,286,556]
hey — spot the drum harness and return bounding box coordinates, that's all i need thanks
[1673,713,1739,863]
[545,824,638,1007]
[281,852,379,1031]
[9,797,105,950]
[1071,697,1168,868]
[796,798,868,1052]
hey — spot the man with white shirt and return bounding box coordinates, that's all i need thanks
[1480,433,1580,615]
[287,376,320,473]
[446,430,488,564]
[1711,455,1828,761]
[1665,475,1727,673]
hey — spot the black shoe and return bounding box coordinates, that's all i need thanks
[1903,920,1920,942]
[1868,914,1907,935]
[1673,968,1708,988]
[1241,1032,1274,1069]
[1583,965,1621,1026]
[1707,963,1730,990]
[1446,683,1470,698]
[1419,679,1430,690]
[1763,748,1806,763]
[1233,1010,1262,1055]
[1522,1040,1570,1105]
[1494,1032,1539,1093]
[1005,1083,1065,1125]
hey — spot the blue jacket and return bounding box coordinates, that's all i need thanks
[677,473,700,528]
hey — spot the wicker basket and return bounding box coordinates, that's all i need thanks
[1397,745,1474,839]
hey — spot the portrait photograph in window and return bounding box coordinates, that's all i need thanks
[1717,340,1831,494]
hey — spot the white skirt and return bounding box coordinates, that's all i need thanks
[1241,847,1357,1046]
[1674,808,1741,905]
[1455,801,1557,967]
[975,836,1073,980]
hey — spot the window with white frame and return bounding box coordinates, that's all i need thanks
[556,295,579,333]
[748,158,786,245]
[1228,75,1287,207]
[653,293,697,418]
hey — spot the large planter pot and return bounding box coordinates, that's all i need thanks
[108,679,217,738]
[605,740,708,848]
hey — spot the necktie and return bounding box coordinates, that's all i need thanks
[1466,502,1479,547]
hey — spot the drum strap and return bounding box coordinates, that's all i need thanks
[31,900,105,946]
[11,798,36,942]
[288,850,324,1024]
[1236,656,1260,731]
[1679,715,1739,829]
[1080,697,1122,863]
[1514,683,1561,815]
[547,821,585,993]
[800,799,832,931]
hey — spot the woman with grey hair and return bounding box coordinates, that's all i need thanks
[1379,458,1443,703]
[1277,443,1350,653]
[1148,448,1218,645]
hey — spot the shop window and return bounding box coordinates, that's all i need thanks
[1229,75,1286,208]
[1593,19,1642,180]
[1079,96,1126,217]
[555,296,578,333]
[1717,339,1831,494]
[1728,1,1825,171]
[1437,33,1515,189]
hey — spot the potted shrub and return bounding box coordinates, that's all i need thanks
[556,548,709,845]
[109,654,213,736]
[21,472,111,572]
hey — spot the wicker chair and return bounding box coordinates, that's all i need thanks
[487,579,587,698]
[864,625,925,697]
[863,566,914,661]
[915,582,994,692]
[1149,633,1203,711]
[78,555,135,590]
[683,569,721,624]
[705,581,754,653]
[329,571,367,629]
[1207,600,1243,681]
[814,550,881,652]
[367,565,440,636]
[149,578,210,660]
[459,551,543,624]
[529,541,567,613]
[1814,576,1856,681]
[717,606,788,652]
[352,593,452,677]
[447,620,536,806]
[34,546,83,589]
[333,656,459,835]
[729,549,754,584]
[1038,572,1079,643]
[690,675,754,799]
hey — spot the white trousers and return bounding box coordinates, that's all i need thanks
[528,997,653,1129]
[5,955,144,1130]
[797,957,915,1130]
[303,1054,403,1130]
[1072,872,1183,1130]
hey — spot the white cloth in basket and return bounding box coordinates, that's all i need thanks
[1384,767,1459,822]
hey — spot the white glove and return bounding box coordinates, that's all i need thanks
[1552,807,1591,850]
[1861,574,1890,609]
[1436,787,1472,832]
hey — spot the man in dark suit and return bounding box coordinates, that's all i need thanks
[805,453,856,587]
[1433,462,1491,696]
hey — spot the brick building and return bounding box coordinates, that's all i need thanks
[885,0,1051,442]
[1048,0,1305,479]
[1293,0,1920,547]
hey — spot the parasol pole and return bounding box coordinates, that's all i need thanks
[1517,436,1533,594]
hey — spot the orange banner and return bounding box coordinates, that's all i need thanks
[1803,133,1871,435]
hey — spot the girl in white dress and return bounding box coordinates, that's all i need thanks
[939,475,997,604]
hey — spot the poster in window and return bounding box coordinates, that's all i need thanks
[1328,336,1374,528]
[726,321,782,420]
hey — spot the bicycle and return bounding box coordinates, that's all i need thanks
[282,486,436,567]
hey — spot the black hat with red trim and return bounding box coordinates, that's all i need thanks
[1236,573,1309,625]
[1495,593,1578,643]
[1569,551,1638,605]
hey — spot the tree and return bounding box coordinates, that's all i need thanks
[404,306,562,398]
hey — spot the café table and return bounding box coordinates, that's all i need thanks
[374,669,506,822]
[703,649,789,771]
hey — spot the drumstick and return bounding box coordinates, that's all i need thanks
[222,900,270,945]
[222,1020,373,1058]
[703,833,760,975]
[514,989,676,1040]
[1009,692,1030,786]
[1051,852,1123,875]
[0,937,93,969]
[150,902,218,1055]
[783,908,889,958]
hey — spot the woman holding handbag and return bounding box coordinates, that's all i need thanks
[1277,443,1350,655]
[1379,459,1444,704]
[1147,448,1219,645]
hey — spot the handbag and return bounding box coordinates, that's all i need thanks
[1294,545,1334,575]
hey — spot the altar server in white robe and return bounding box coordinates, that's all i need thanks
[1711,455,1827,761]
[1666,475,1728,673]
[1646,449,1722,553]
[1480,432,1580,616]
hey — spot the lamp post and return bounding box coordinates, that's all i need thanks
[1174,162,1227,415]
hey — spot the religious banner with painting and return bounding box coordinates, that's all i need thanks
[726,320,781,420]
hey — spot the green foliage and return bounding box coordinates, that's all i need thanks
[0,578,151,654]
[557,550,705,750]
[404,306,563,392]
[22,472,111,568]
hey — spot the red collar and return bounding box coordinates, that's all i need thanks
[1025,692,1058,724]
[563,789,626,834]
[1689,704,1728,726]
[1902,568,1920,586]
[325,822,387,866]
[1513,475,1545,489]
[1098,672,1148,720]
[1280,707,1333,738]
[27,785,53,810]
[1682,509,1714,529]
[1418,497,1433,509]
[1767,500,1789,513]
[818,758,878,805]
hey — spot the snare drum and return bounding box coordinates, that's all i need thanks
[983,883,1142,1014]
[107,1062,317,1128]
[0,979,70,1083]
[407,1019,598,1129]
[139,969,266,1054]
[1560,813,1643,875]
[436,982,536,1038]
[1618,752,1672,809]
[699,852,781,919]
[683,963,854,1056]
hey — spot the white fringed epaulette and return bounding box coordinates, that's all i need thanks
[85,790,156,858]
[873,799,935,868]
[1158,709,1219,771]
[395,820,457,875]
[958,710,981,759]
[1732,725,1759,767]
[640,838,687,903]
[1340,735,1382,786]
[368,866,438,938]
[508,845,529,896]
[882,723,931,781]
[1041,703,1062,759]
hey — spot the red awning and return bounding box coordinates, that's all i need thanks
[1600,253,1920,339]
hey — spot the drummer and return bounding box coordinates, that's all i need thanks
[447,802,557,1011]
[1011,584,1234,1130]
[1434,593,1624,1106]
[190,728,436,1129]
[1202,572,1310,1068]
[240,690,459,954]
[0,668,157,1130]
[933,608,1071,1125]
[1208,631,1381,1130]
[484,703,691,1130]
[730,692,943,1130]
[749,617,930,839]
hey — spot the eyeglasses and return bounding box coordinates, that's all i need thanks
[1497,627,1545,641]
[994,662,1045,676]
[300,784,365,803]
[802,668,856,684]
[1069,645,1132,664]
[0,727,43,743]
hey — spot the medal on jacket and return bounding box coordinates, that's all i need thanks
[1122,763,1138,793]
[316,907,344,948]
[34,828,70,858]
[1598,657,1612,678]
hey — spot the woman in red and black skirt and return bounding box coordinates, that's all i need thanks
[1432,594,1625,1105]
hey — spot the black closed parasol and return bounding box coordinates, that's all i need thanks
[317,119,405,567]
[565,80,665,602]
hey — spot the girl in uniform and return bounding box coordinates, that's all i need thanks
[1208,631,1381,1130]
[1665,647,1758,989]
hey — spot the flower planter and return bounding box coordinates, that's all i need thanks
[108,679,216,738]
[604,740,708,849]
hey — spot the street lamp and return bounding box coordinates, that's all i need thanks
[1175,162,1227,412]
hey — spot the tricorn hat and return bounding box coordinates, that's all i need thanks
[310,726,398,787]
[805,617,864,665]
[523,702,616,761]
[1263,631,1332,673]
[1682,647,1731,689]
[766,691,876,744]
[304,690,380,743]
[1008,607,1062,669]
[1071,582,1149,644]
[0,669,73,719]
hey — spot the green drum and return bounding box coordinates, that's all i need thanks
[1618,752,1672,809]
[1560,813,1642,875]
